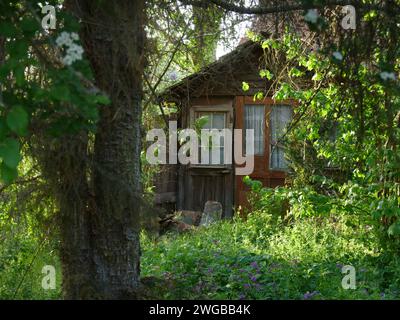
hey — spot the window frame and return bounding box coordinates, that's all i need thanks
[189,102,233,168]
[269,104,293,171]
[239,96,296,175]
[196,111,227,166]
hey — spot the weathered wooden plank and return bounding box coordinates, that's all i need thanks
[154,192,176,204]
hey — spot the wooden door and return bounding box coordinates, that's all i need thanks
[234,96,292,212]
[177,97,235,218]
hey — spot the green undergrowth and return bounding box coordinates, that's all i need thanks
[2,209,400,299]
[141,212,400,300]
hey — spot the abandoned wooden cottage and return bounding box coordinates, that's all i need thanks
[155,40,297,218]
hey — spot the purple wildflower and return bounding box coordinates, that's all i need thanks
[243,283,251,289]
[250,261,259,269]
[250,275,257,282]
[303,291,319,300]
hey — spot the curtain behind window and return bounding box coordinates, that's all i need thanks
[270,105,293,169]
[244,105,265,155]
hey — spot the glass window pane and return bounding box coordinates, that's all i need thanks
[212,113,225,129]
[220,147,224,165]
[198,112,212,129]
[244,105,265,155]
[196,112,227,165]
[270,105,293,169]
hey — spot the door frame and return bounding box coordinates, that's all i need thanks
[234,96,295,212]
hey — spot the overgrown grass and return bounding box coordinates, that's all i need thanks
[141,212,400,300]
[2,210,400,299]
[0,228,61,299]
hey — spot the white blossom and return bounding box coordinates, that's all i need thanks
[62,55,74,66]
[55,31,84,66]
[55,31,69,46]
[332,51,343,61]
[380,71,396,81]
[70,32,79,41]
[304,9,319,24]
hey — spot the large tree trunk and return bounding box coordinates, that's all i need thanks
[61,0,145,299]
[56,135,95,299]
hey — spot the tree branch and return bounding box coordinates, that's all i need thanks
[182,0,384,15]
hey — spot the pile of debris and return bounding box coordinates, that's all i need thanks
[159,201,222,235]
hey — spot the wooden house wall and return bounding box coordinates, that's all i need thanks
[155,41,298,216]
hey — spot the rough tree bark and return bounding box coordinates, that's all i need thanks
[60,0,145,299]
[55,135,95,299]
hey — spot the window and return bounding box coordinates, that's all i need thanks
[196,112,226,165]
[244,105,265,155]
[270,105,293,170]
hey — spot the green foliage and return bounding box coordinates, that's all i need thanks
[0,231,62,300]
[242,81,250,92]
[141,211,399,300]
[0,208,61,299]
[6,105,29,136]
[0,1,110,184]
[250,17,400,246]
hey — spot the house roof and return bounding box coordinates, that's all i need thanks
[161,40,271,102]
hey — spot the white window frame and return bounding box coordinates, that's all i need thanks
[189,103,233,168]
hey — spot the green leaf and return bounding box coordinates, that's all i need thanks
[0,21,18,37]
[80,105,99,121]
[260,69,273,80]
[51,85,71,101]
[194,116,210,133]
[289,67,304,77]
[388,222,400,236]
[253,92,264,101]
[0,138,21,168]
[95,94,111,105]
[0,119,9,140]
[7,40,29,60]
[0,162,18,184]
[242,82,250,92]
[15,65,25,86]
[20,17,39,35]
[261,40,270,49]
[6,105,29,136]
[312,72,323,81]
